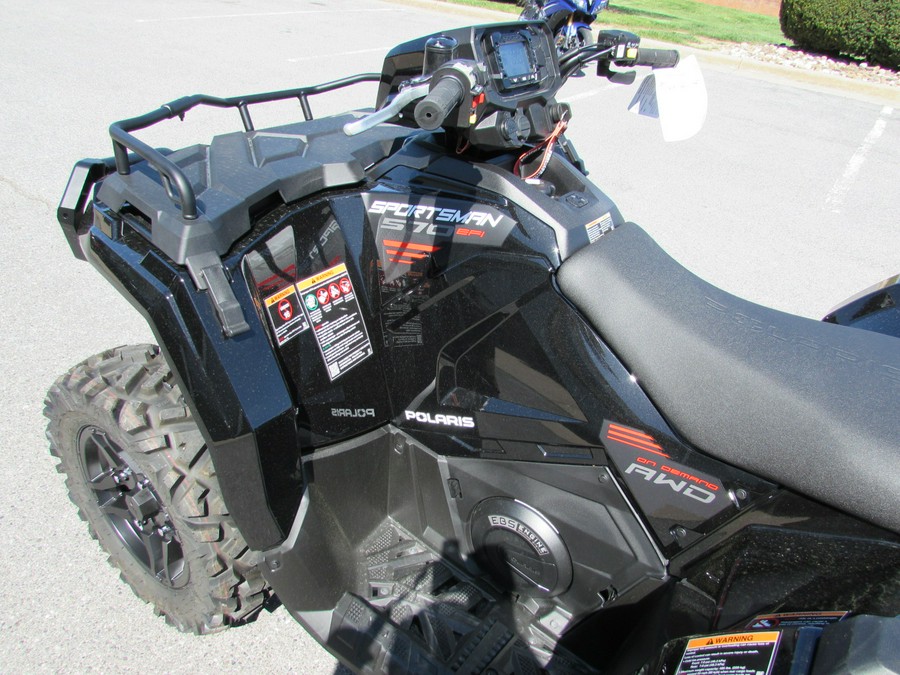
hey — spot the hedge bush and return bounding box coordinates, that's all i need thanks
[780,0,899,69]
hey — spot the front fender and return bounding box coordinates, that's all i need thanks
[824,274,900,338]
[84,209,302,550]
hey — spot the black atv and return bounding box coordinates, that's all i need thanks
[48,20,899,674]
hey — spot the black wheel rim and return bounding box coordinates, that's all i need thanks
[78,426,188,589]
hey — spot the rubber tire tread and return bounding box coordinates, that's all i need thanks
[44,344,268,634]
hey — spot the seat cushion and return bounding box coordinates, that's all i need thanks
[557,222,900,533]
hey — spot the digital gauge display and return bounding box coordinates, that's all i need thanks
[497,40,532,78]
[491,30,539,91]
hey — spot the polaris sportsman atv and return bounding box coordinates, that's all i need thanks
[48,20,900,674]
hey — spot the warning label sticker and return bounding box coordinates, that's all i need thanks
[585,212,614,243]
[296,263,373,381]
[264,285,309,346]
[745,611,848,629]
[677,632,780,675]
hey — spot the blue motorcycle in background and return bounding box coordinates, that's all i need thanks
[518,0,610,52]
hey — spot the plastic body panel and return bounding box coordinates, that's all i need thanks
[647,559,900,675]
[263,428,671,671]
[824,274,900,338]
[232,137,781,565]
[87,212,298,549]
[263,429,900,673]
[79,118,782,555]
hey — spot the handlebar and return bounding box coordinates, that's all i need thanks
[635,48,680,69]
[414,77,465,131]
[347,24,687,147]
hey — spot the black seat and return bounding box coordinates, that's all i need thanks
[557,222,900,533]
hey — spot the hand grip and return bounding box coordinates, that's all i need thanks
[635,49,680,68]
[414,77,465,131]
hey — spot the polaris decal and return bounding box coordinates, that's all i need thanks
[705,296,900,385]
[362,193,516,281]
[403,410,476,429]
[331,408,376,418]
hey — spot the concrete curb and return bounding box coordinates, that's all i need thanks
[665,43,900,107]
[387,0,899,107]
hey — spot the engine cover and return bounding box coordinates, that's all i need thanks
[469,497,573,598]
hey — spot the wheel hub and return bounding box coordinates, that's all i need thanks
[126,486,161,522]
[78,426,188,588]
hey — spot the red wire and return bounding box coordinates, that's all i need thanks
[515,115,570,180]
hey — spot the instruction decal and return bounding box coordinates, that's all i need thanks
[677,632,780,675]
[264,285,309,346]
[296,263,373,381]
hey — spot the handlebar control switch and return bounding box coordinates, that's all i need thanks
[596,29,642,83]
[596,30,641,66]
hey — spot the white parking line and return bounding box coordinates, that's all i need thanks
[825,106,893,214]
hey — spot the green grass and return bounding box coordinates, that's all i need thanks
[434,0,788,46]
[604,0,787,45]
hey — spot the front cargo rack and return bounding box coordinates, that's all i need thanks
[60,72,419,337]
[108,73,381,222]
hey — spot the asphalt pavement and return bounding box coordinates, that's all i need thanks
[0,0,897,673]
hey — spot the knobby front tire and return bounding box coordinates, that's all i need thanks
[45,344,269,634]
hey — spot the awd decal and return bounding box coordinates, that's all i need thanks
[606,422,669,457]
[404,410,476,429]
[602,420,730,526]
[624,459,718,504]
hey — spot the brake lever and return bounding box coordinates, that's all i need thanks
[597,61,637,85]
[343,82,431,136]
